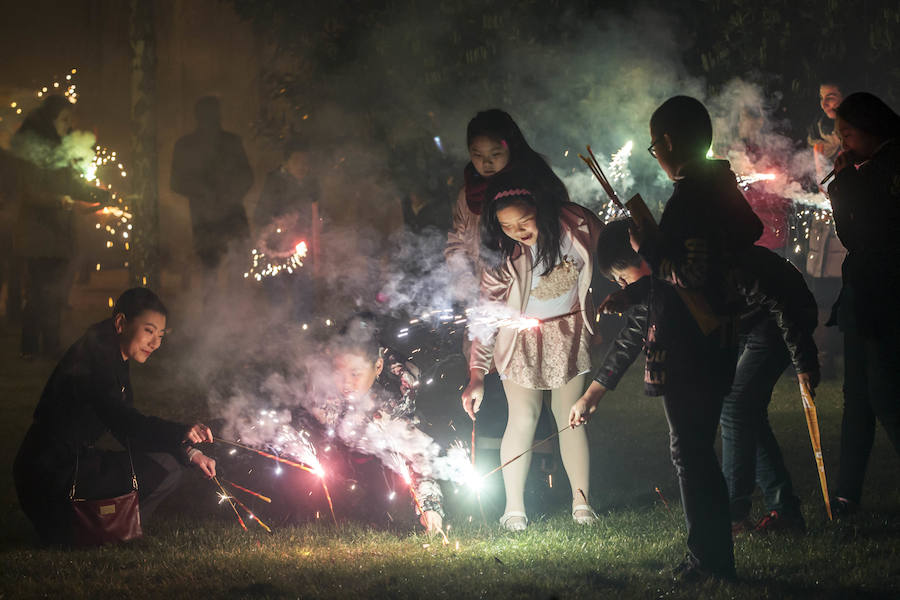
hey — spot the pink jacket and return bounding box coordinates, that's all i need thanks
[470,203,604,375]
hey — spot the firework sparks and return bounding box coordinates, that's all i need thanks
[736,171,777,189]
[212,476,247,531]
[244,241,308,281]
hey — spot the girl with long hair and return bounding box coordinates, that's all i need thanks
[460,168,602,531]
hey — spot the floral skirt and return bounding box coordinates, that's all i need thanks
[502,312,592,390]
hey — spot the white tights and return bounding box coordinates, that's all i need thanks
[500,374,589,515]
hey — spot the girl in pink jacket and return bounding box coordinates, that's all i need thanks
[461,170,603,531]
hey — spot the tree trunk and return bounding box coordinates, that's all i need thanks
[129,0,160,289]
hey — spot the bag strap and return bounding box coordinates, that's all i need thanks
[69,439,139,500]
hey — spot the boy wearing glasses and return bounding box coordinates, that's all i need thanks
[598,97,762,581]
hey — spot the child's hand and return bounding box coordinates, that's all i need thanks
[834,149,861,174]
[420,510,443,534]
[598,290,632,315]
[569,381,607,427]
[461,372,485,421]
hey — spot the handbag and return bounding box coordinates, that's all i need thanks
[69,442,143,546]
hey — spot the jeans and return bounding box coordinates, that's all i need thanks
[720,317,801,520]
[836,325,900,504]
[664,385,735,576]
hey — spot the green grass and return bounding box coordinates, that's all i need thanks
[1,289,899,600]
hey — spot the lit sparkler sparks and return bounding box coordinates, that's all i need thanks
[397,305,540,344]
[736,171,777,189]
[244,240,308,281]
[212,476,247,531]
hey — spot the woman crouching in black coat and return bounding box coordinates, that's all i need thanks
[13,288,216,545]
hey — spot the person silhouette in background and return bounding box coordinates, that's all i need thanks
[171,96,253,298]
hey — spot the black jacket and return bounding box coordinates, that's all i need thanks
[639,159,763,315]
[826,139,900,335]
[16,319,191,495]
[594,247,820,395]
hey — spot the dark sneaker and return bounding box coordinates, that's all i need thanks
[832,497,858,519]
[754,510,806,534]
[731,517,755,536]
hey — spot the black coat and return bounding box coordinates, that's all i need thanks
[594,248,820,396]
[15,319,191,497]
[827,139,900,336]
[638,159,763,315]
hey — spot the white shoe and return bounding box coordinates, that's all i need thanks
[499,511,528,532]
[572,504,598,525]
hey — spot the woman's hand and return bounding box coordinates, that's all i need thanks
[569,381,607,427]
[184,423,213,445]
[420,510,443,534]
[190,452,217,478]
[461,371,485,421]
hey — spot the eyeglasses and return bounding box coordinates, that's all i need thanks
[647,139,660,158]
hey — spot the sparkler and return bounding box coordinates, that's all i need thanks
[218,479,273,533]
[480,424,579,481]
[214,437,319,474]
[212,476,247,531]
[579,145,628,214]
[221,479,272,503]
[244,241,308,281]
[736,172,777,188]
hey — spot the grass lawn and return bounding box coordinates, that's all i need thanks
[1,279,899,599]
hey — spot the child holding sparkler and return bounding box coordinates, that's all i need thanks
[576,96,763,581]
[826,92,900,516]
[13,288,217,546]
[309,317,445,533]
[573,220,819,538]
[446,110,569,475]
[460,169,603,531]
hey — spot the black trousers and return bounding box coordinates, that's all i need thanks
[664,385,736,576]
[21,257,68,355]
[14,433,184,545]
[836,326,900,504]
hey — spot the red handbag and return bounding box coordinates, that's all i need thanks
[69,444,143,546]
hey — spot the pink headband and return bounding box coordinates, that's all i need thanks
[493,188,532,201]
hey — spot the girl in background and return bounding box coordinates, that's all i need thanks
[460,169,602,531]
[445,110,568,476]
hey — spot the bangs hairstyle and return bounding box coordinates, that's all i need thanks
[650,96,713,160]
[835,92,900,140]
[596,219,643,280]
[481,170,563,276]
[466,108,570,205]
[112,288,168,320]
